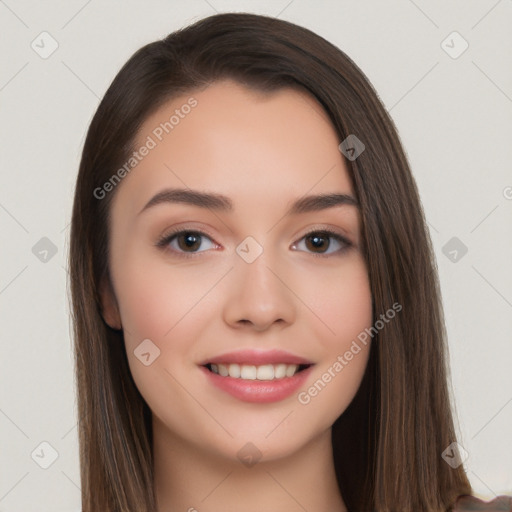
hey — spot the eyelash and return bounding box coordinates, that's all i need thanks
[155,227,353,259]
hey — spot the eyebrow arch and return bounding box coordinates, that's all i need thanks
[138,187,359,216]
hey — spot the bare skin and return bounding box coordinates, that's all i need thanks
[100,79,373,512]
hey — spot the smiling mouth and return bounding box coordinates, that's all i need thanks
[203,363,312,380]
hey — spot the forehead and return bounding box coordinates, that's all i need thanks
[115,79,354,215]
[135,78,335,146]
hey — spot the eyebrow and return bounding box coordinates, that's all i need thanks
[138,187,359,216]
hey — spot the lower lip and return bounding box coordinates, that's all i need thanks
[199,365,314,403]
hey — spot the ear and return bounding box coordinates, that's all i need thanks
[98,275,122,330]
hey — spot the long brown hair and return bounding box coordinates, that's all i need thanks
[69,12,472,511]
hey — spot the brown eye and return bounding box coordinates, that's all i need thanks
[176,232,202,251]
[292,229,351,256]
[305,233,331,253]
[158,230,216,254]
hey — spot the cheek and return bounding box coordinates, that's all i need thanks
[111,254,210,411]
[115,274,177,342]
[293,261,373,428]
[297,254,373,349]
[111,249,226,385]
[112,251,208,342]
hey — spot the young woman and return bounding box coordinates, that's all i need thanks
[69,12,511,512]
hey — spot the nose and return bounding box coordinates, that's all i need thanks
[221,246,297,332]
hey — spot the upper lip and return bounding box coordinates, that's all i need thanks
[199,349,314,366]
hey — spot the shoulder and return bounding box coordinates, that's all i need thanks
[454,494,512,511]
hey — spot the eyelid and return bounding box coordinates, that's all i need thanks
[293,224,352,244]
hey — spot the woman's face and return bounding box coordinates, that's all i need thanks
[102,79,373,462]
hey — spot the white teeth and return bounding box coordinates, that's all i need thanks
[209,363,303,380]
[228,363,240,378]
[286,364,298,377]
[240,365,257,380]
[256,364,274,380]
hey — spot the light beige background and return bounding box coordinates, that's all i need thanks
[1,1,511,510]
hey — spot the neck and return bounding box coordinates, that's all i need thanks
[153,416,347,512]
